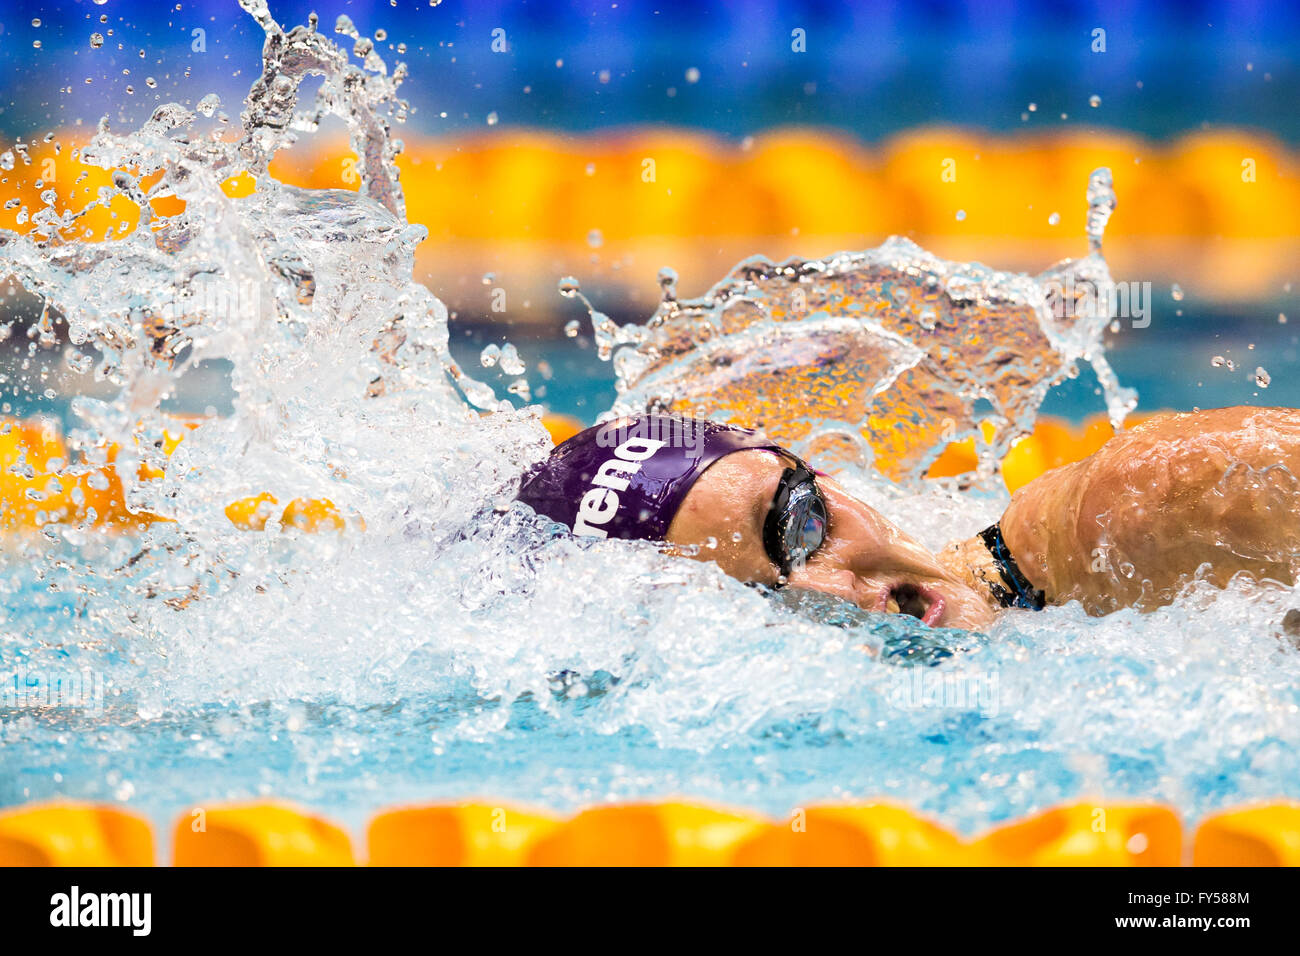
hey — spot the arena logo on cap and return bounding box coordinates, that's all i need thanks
[572,432,667,537]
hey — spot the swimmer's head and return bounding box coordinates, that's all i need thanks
[518,414,996,630]
[515,415,781,542]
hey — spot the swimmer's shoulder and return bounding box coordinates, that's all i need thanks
[1126,405,1300,436]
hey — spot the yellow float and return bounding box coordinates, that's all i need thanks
[524,802,769,866]
[1192,804,1300,866]
[971,802,1183,866]
[171,803,354,867]
[729,802,971,866]
[368,804,561,867]
[1,798,1296,866]
[0,803,155,866]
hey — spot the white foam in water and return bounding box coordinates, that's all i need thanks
[1,3,1298,831]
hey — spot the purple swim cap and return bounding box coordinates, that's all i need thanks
[517,415,782,541]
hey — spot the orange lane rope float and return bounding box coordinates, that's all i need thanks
[3,128,1298,310]
[1,799,1295,866]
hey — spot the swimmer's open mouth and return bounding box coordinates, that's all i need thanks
[884,583,946,627]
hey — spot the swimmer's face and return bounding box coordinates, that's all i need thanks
[665,449,996,630]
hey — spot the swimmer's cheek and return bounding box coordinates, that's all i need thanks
[662,538,782,590]
[785,564,868,607]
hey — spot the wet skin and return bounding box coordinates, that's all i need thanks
[997,406,1300,615]
[665,406,1300,626]
[665,449,998,630]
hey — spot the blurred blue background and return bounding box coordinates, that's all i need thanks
[1,0,1297,141]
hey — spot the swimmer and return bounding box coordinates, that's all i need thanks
[516,408,1300,629]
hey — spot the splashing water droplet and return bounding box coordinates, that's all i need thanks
[1084,167,1115,254]
[1089,94,1101,107]
[499,343,526,376]
[657,266,678,302]
[1171,283,1184,301]
[1255,366,1271,388]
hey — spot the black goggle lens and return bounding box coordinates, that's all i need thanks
[763,462,828,581]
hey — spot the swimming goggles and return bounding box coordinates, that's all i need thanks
[762,460,829,581]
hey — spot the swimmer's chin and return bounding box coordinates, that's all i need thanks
[930,587,998,630]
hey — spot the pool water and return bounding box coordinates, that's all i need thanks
[6,517,1300,843]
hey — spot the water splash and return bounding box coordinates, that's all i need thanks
[564,169,1135,486]
[1085,166,1116,254]
[0,3,550,712]
[1,1,521,542]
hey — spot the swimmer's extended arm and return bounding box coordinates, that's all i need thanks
[998,406,1300,614]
